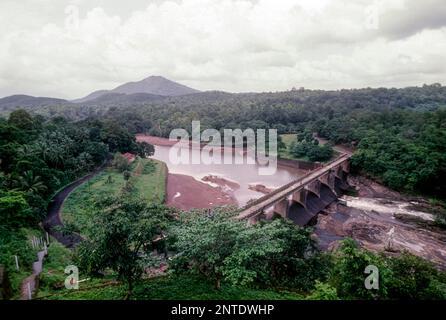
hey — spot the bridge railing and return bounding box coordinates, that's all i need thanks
[240,153,350,212]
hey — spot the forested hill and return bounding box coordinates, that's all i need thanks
[1,83,445,197]
[1,83,446,120]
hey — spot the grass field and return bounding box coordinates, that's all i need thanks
[61,157,167,235]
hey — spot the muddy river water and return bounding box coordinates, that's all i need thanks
[150,143,306,209]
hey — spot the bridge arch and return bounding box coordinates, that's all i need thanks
[318,182,338,208]
[288,202,313,226]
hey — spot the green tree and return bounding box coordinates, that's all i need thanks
[172,210,244,289]
[0,191,33,229]
[387,252,446,300]
[136,141,155,158]
[172,211,329,290]
[330,239,390,300]
[101,121,137,153]
[77,197,172,297]
[12,171,47,194]
[8,110,34,131]
[222,219,329,290]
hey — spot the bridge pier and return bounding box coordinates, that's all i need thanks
[292,189,307,207]
[305,180,321,198]
[342,160,350,173]
[319,171,337,195]
[334,165,343,179]
[273,198,289,218]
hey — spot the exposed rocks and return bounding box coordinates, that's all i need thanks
[313,176,446,269]
[201,175,240,191]
[248,184,275,194]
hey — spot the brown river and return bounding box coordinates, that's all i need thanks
[139,135,307,210]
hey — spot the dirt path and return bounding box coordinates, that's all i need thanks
[133,158,144,176]
[43,163,107,248]
[20,250,46,300]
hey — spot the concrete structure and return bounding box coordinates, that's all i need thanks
[238,154,351,226]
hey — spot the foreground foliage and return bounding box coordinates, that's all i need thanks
[77,197,173,296]
[0,110,153,296]
[170,210,330,291]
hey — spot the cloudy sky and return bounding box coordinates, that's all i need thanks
[0,0,445,99]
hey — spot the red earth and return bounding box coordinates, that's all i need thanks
[166,173,237,211]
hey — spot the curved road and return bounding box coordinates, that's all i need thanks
[43,164,106,248]
[20,164,106,299]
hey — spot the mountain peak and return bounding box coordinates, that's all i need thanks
[143,75,166,80]
[74,76,199,102]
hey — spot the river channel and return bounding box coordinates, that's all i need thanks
[145,138,307,210]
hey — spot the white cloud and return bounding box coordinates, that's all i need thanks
[0,0,445,99]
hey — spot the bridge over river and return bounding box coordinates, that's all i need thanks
[237,154,351,226]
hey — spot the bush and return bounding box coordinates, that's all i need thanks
[330,239,390,300]
[142,160,156,174]
[306,281,338,300]
[386,252,446,300]
[329,239,446,300]
[112,153,130,172]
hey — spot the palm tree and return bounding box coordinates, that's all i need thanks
[13,171,47,194]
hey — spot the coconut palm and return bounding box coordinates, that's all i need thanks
[13,171,47,194]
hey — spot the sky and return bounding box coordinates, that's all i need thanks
[0,0,445,99]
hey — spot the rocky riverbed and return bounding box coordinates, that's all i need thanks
[313,176,446,269]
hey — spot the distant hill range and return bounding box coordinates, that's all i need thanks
[1,78,444,119]
[72,76,200,103]
[0,76,201,110]
[0,95,70,110]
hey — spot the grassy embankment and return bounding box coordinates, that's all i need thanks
[61,157,167,235]
[5,228,45,299]
[38,273,303,300]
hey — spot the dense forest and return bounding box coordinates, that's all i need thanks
[95,84,445,197]
[1,84,446,300]
[2,85,445,196]
[0,110,150,291]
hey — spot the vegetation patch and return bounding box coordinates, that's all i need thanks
[61,157,166,235]
[279,133,335,162]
